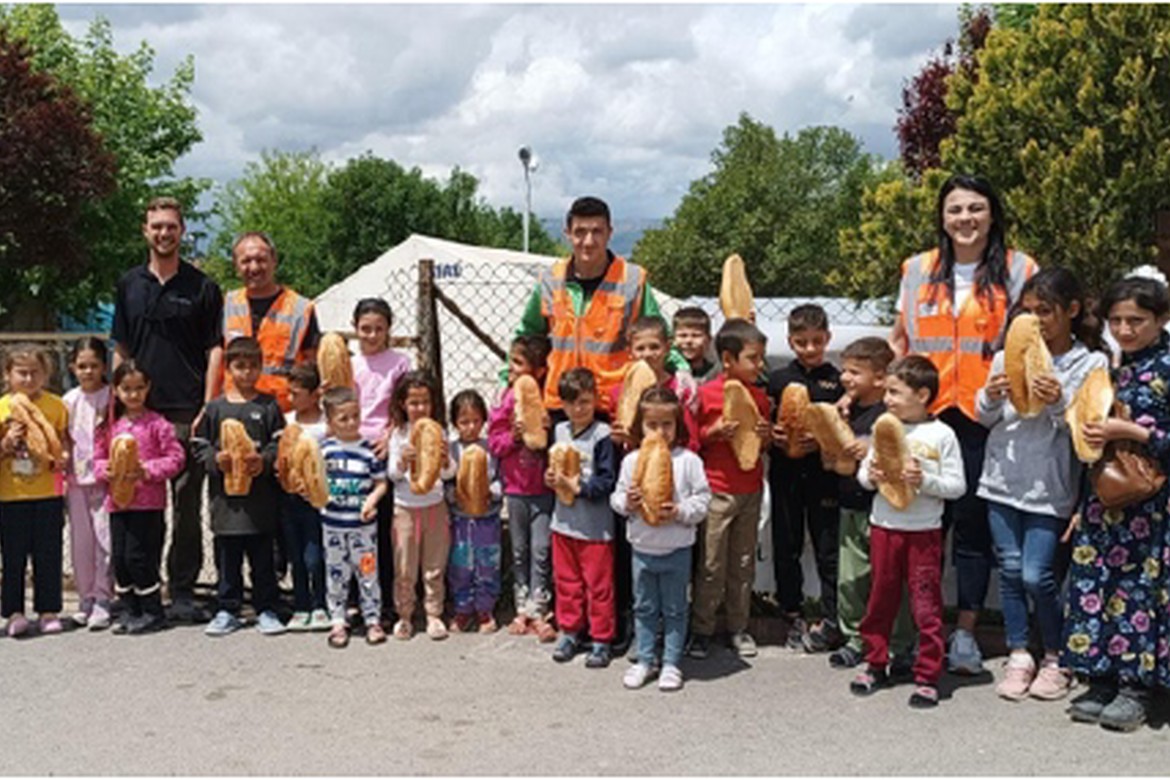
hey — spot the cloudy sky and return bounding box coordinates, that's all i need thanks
[57,3,960,221]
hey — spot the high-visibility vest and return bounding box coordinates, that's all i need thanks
[900,248,1037,420]
[222,287,314,412]
[539,255,645,412]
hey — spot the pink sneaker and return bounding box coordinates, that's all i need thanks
[6,614,30,638]
[1028,663,1072,700]
[995,657,1035,701]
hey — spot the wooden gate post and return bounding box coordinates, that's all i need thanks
[417,258,444,403]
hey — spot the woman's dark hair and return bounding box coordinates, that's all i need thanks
[352,298,393,328]
[1101,276,1170,321]
[1019,267,1103,353]
[389,370,445,428]
[932,174,1010,307]
[629,386,689,450]
[109,359,152,421]
[449,389,488,428]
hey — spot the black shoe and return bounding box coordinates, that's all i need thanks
[829,645,864,669]
[112,592,140,635]
[1098,687,1148,732]
[552,633,581,663]
[802,621,842,653]
[585,642,612,669]
[1068,682,1117,724]
[687,633,711,660]
[850,666,889,696]
[908,683,939,709]
[167,598,209,624]
[129,593,169,634]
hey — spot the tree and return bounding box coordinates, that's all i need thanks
[633,115,887,298]
[0,5,204,320]
[0,30,116,327]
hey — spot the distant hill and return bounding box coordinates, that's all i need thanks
[540,218,663,258]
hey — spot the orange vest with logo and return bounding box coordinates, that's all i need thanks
[900,248,1037,420]
[539,256,645,412]
[222,287,314,412]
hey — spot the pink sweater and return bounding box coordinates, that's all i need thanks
[486,387,549,497]
[94,410,186,512]
[353,348,412,442]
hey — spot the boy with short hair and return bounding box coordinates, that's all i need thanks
[690,319,772,659]
[851,355,965,708]
[547,367,619,668]
[610,315,699,450]
[672,307,719,384]
[192,336,286,637]
[768,303,845,652]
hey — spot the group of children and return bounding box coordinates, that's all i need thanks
[1,269,1162,711]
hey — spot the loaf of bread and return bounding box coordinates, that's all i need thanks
[317,332,354,389]
[872,412,915,510]
[778,384,811,460]
[220,418,256,497]
[409,418,444,494]
[1004,313,1054,418]
[803,402,856,476]
[616,360,658,433]
[634,431,673,525]
[455,444,491,516]
[293,434,329,509]
[719,253,754,320]
[277,423,305,493]
[1067,366,1114,464]
[723,379,764,471]
[108,434,140,509]
[513,374,547,450]
[548,442,581,506]
[8,392,62,467]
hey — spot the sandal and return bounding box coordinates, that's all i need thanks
[533,618,557,643]
[908,683,939,709]
[850,667,889,696]
[507,615,530,635]
[328,626,349,649]
[366,623,387,645]
[393,619,413,640]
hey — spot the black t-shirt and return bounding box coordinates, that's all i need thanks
[839,399,886,510]
[246,291,321,350]
[567,252,614,300]
[112,261,224,415]
[768,359,844,475]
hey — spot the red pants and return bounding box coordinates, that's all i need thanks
[552,532,616,643]
[860,525,944,685]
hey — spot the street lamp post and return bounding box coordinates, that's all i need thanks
[518,146,535,253]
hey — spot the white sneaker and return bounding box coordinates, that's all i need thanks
[658,664,685,691]
[87,604,112,631]
[623,663,655,689]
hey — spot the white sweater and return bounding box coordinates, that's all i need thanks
[610,446,712,555]
[857,417,966,532]
[386,423,457,508]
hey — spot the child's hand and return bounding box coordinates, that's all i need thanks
[867,460,887,485]
[440,438,450,469]
[984,372,1010,401]
[626,483,643,508]
[1061,512,1080,544]
[511,418,526,443]
[360,494,379,522]
[400,442,416,473]
[373,429,390,461]
[797,431,818,456]
[555,470,580,496]
[1032,375,1062,406]
[902,457,923,488]
[657,501,679,522]
[541,409,552,431]
[835,395,852,420]
[707,417,738,441]
[127,463,145,482]
[215,450,233,472]
[610,422,630,449]
[754,419,773,446]
[844,438,869,461]
[244,451,264,477]
[544,468,556,489]
[772,423,789,449]
[1,421,25,456]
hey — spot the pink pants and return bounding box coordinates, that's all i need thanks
[66,484,112,605]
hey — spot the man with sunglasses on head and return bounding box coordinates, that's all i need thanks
[112,196,225,624]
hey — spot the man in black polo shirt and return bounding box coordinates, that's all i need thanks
[112,196,224,623]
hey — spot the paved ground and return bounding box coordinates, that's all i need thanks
[1,617,1167,776]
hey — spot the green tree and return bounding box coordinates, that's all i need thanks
[0,4,205,319]
[632,114,887,298]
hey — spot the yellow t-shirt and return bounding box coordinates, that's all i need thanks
[0,392,68,502]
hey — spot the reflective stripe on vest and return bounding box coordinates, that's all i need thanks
[222,287,313,411]
[539,256,645,411]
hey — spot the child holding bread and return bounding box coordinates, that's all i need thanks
[690,319,772,660]
[852,356,965,708]
[192,336,287,637]
[386,370,455,641]
[976,268,1108,703]
[93,360,185,634]
[487,334,557,640]
[546,367,618,667]
[0,343,69,637]
[446,389,503,633]
[611,386,711,691]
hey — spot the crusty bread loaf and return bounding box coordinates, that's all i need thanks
[719,253,754,320]
[409,418,444,494]
[293,434,329,509]
[548,442,581,506]
[634,431,673,525]
[317,332,354,389]
[803,402,856,476]
[723,379,764,471]
[9,392,62,467]
[1067,366,1113,464]
[109,434,140,509]
[513,374,547,450]
[778,383,811,460]
[277,423,304,493]
[1004,313,1054,418]
[455,444,491,516]
[220,419,256,497]
[616,360,658,433]
[872,412,915,510]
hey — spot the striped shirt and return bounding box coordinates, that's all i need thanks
[321,437,386,528]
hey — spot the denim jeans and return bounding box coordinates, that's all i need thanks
[282,494,325,612]
[633,546,692,668]
[987,501,1064,651]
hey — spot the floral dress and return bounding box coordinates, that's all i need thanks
[1062,332,1170,688]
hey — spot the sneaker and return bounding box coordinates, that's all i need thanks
[785,616,807,650]
[1099,688,1148,732]
[204,611,243,637]
[996,655,1036,701]
[477,613,498,633]
[168,598,210,625]
[623,662,655,689]
[6,614,30,638]
[256,610,287,636]
[1068,682,1116,724]
[309,609,332,632]
[552,633,581,663]
[450,613,474,633]
[126,611,168,635]
[947,628,984,675]
[426,616,449,640]
[687,633,711,660]
[39,617,64,635]
[286,611,312,632]
[802,621,843,653]
[658,664,685,692]
[393,619,413,640]
[850,666,889,696]
[585,642,612,668]
[829,644,864,669]
[1029,663,1073,701]
[908,683,940,709]
[729,631,758,658]
[72,599,93,627]
[87,604,112,631]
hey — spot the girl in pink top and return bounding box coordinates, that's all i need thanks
[94,360,185,635]
[63,338,113,629]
